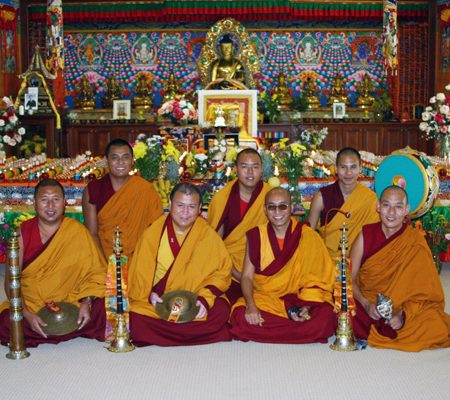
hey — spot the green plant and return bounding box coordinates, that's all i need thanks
[373,90,392,114]
[292,93,308,112]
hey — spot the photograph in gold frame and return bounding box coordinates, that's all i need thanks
[198,90,258,137]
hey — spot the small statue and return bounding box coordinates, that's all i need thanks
[214,106,226,128]
[210,35,245,86]
[328,74,349,106]
[303,77,320,109]
[133,73,152,108]
[103,75,123,108]
[273,71,292,111]
[356,73,375,109]
[163,72,181,103]
[76,75,95,110]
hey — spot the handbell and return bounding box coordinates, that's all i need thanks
[330,312,357,352]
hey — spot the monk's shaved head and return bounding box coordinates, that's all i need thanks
[380,185,408,204]
[265,187,291,205]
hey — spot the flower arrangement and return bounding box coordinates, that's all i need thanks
[272,138,307,205]
[259,92,281,123]
[157,98,197,125]
[419,84,450,140]
[133,134,164,181]
[162,140,182,183]
[1,96,26,150]
[296,126,329,150]
[413,211,450,273]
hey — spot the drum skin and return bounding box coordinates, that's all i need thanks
[374,147,440,219]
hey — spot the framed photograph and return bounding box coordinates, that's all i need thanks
[24,93,38,110]
[113,99,131,120]
[332,102,345,119]
[198,89,258,137]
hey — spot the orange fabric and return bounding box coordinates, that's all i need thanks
[0,218,107,314]
[233,220,335,318]
[358,225,450,351]
[318,183,379,259]
[128,215,232,320]
[97,175,163,261]
[208,179,271,274]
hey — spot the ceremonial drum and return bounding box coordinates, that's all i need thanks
[374,147,440,219]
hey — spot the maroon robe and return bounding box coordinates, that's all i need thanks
[230,222,336,344]
[87,174,116,213]
[0,217,106,348]
[319,180,344,226]
[352,222,408,340]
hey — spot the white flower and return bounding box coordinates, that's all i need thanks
[436,93,446,101]
[425,106,432,112]
[179,100,187,108]
[3,135,11,144]
[9,115,17,124]
[17,127,25,135]
[440,105,450,115]
[429,96,436,104]
[446,84,450,91]
[14,134,22,143]
[421,111,430,121]
[419,122,428,131]
[0,119,4,127]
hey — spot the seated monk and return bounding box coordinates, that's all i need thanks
[82,138,163,262]
[350,186,450,351]
[230,187,335,343]
[208,148,271,304]
[0,179,107,347]
[128,183,232,346]
[308,147,379,260]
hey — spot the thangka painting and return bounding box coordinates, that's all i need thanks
[63,30,386,109]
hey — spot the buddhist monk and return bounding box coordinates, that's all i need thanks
[0,179,107,347]
[350,185,450,351]
[208,148,271,304]
[128,183,232,346]
[308,147,379,259]
[82,138,163,262]
[230,187,335,343]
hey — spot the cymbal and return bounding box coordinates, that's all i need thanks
[37,302,80,336]
[155,290,199,323]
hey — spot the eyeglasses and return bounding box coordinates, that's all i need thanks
[265,203,289,212]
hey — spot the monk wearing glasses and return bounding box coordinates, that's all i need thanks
[230,187,336,344]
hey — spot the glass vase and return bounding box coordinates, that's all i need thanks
[287,177,304,213]
[438,135,450,160]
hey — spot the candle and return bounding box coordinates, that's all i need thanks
[19,105,24,115]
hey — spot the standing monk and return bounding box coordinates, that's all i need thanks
[208,148,271,304]
[351,186,450,351]
[128,183,232,346]
[82,138,163,261]
[308,147,379,259]
[0,179,106,347]
[230,187,335,343]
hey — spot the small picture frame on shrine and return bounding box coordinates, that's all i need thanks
[333,102,345,119]
[113,100,131,120]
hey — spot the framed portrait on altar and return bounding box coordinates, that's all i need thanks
[113,100,131,120]
[333,102,346,119]
[198,90,258,137]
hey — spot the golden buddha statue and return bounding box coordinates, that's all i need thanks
[210,35,245,87]
[356,73,375,109]
[273,71,292,111]
[76,75,95,110]
[162,72,181,103]
[103,75,123,108]
[304,77,320,109]
[328,74,349,106]
[133,73,152,108]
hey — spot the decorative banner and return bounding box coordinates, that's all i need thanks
[0,4,18,96]
[383,0,398,76]
[46,0,65,110]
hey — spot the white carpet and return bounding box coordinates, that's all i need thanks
[1,264,450,400]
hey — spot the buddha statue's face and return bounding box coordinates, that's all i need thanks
[220,42,234,60]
